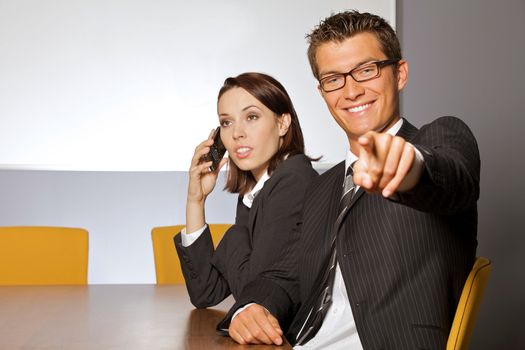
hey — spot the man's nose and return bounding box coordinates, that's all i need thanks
[341,75,365,100]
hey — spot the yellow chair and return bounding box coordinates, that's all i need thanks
[447,256,492,350]
[151,224,231,284]
[0,226,89,285]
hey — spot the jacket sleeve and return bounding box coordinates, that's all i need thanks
[174,226,231,308]
[398,116,480,214]
[216,166,315,332]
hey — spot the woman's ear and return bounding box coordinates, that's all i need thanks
[278,113,292,136]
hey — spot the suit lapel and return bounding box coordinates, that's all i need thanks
[397,118,418,142]
[333,187,365,233]
[248,195,261,236]
[326,163,346,232]
[325,162,366,234]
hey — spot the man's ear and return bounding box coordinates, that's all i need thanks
[396,59,409,91]
[278,113,292,136]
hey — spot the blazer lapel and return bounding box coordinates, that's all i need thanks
[397,118,418,142]
[333,187,365,233]
[248,196,261,237]
[326,163,346,231]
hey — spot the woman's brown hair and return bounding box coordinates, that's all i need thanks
[218,72,310,195]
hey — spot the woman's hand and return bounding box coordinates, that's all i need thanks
[186,130,228,233]
[187,130,228,204]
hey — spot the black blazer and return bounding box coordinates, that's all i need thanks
[174,154,318,329]
[234,117,480,349]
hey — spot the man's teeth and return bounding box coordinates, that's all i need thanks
[348,103,370,113]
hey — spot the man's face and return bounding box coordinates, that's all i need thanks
[315,32,408,149]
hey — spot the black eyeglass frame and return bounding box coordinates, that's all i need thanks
[318,58,401,93]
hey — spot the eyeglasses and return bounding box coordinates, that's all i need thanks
[319,58,401,92]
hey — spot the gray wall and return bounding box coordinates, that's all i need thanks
[0,170,237,284]
[398,0,525,348]
[0,1,524,348]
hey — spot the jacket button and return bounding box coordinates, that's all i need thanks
[342,250,352,258]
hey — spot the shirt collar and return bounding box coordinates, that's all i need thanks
[346,118,404,172]
[242,171,270,208]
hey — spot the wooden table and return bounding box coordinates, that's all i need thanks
[0,285,291,350]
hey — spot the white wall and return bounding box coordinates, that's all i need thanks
[0,0,394,171]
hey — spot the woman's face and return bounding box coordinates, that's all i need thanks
[218,87,290,181]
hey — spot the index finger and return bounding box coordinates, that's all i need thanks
[357,133,375,170]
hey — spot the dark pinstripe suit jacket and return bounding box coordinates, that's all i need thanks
[284,117,480,349]
[174,154,318,330]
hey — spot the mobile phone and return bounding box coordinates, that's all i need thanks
[201,126,226,171]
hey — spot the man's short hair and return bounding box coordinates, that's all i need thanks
[306,10,402,79]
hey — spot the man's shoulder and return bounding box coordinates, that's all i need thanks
[410,116,472,134]
[412,116,478,144]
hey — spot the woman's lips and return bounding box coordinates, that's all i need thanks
[235,146,252,159]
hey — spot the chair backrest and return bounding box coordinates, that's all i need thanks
[0,226,89,285]
[151,224,231,284]
[447,256,492,350]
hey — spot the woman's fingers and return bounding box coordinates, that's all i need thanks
[190,138,214,168]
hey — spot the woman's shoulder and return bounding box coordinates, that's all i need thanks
[270,154,319,186]
[257,155,318,203]
[274,154,318,178]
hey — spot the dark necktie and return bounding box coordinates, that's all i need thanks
[295,166,355,346]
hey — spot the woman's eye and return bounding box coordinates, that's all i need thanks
[220,120,232,127]
[247,114,258,121]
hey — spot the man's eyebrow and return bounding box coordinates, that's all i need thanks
[319,58,380,78]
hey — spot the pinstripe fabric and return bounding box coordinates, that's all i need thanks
[287,117,479,349]
[295,167,355,345]
[175,154,318,331]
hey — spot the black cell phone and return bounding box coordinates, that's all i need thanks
[201,126,226,171]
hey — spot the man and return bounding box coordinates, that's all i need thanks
[227,10,479,349]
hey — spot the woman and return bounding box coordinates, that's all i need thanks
[174,72,318,321]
